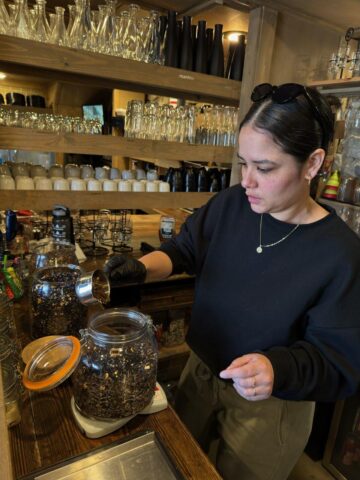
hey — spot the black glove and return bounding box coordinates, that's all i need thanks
[104,255,147,284]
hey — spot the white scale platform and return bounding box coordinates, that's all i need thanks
[71,382,168,438]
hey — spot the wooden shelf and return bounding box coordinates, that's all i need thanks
[0,190,214,210]
[0,35,241,105]
[308,77,360,92]
[0,127,234,163]
[319,197,360,211]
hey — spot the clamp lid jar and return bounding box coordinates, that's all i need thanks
[72,308,158,420]
[22,308,158,421]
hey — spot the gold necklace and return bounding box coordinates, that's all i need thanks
[256,214,300,253]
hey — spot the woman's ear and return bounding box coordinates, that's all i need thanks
[304,148,325,181]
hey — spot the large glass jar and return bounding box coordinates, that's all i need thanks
[72,308,158,420]
[28,240,78,274]
[30,265,87,338]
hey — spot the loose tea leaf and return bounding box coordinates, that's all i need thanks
[31,267,87,338]
[72,333,157,419]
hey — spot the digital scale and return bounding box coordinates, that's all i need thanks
[70,382,168,438]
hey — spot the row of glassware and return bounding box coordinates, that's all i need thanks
[0,162,158,181]
[0,175,171,192]
[0,107,102,134]
[125,100,239,147]
[0,0,166,64]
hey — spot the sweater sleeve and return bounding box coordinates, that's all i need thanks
[158,197,217,275]
[264,250,360,402]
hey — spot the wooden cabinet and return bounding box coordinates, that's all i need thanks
[0,34,239,210]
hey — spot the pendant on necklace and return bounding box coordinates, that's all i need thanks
[256,246,263,254]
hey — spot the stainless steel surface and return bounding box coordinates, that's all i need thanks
[32,431,182,480]
[75,270,110,306]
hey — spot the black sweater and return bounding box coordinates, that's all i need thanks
[159,185,360,402]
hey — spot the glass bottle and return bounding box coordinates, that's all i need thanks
[13,0,31,39]
[98,0,116,55]
[0,0,10,34]
[122,4,139,60]
[33,0,50,43]
[164,10,178,67]
[229,34,246,81]
[145,10,160,64]
[194,20,207,73]
[206,27,213,65]
[209,24,224,77]
[66,4,76,42]
[49,6,67,46]
[179,15,193,70]
[115,10,130,58]
[158,14,167,65]
[69,0,90,50]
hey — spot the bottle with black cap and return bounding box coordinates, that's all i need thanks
[52,205,75,244]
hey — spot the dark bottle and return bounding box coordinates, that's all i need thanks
[191,24,197,69]
[210,176,220,192]
[172,169,183,192]
[176,19,182,67]
[194,20,207,73]
[208,167,220,190]
[165,10,178,68]
[225,42,236,78]
[206,28,213,64]
[209,24,224,77]
[159,15,168,42]
[197,167,208,192]
[180,16,193,70]
[229,34,246,81]
[184,167,196,192]
[220,169,231,190]
[165,167,174,190]
[52,205,75,244]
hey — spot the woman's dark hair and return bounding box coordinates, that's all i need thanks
[240,86,334,164]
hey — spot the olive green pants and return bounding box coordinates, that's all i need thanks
[175,352,315,480]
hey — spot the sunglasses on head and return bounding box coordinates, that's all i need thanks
[250,82,327,149]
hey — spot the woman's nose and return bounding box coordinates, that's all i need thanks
[241,167,257,189]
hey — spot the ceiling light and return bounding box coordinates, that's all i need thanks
[223,31,247,43]
[0,72,7,80]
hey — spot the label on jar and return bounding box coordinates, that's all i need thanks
[159,216,175,241]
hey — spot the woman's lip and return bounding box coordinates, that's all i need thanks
[247,195,261,203]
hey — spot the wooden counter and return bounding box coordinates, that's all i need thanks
[4,292,220,480]
[9,383,220,479]
[2,212,220,479]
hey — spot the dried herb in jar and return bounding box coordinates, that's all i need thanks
[31,266,87,338]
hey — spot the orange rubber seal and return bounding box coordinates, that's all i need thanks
[23,336,81,391]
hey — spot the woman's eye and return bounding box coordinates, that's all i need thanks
[258,168,272,173]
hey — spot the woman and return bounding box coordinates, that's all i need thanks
[105,83,360,480]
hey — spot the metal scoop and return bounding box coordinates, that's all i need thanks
[75,270,110,306]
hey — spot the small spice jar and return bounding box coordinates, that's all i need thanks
[22,308,158,421]
[30,265,87,338]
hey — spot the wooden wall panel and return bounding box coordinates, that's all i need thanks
[269,11,340,85]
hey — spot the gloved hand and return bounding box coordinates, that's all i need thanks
[103,255,147,284]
